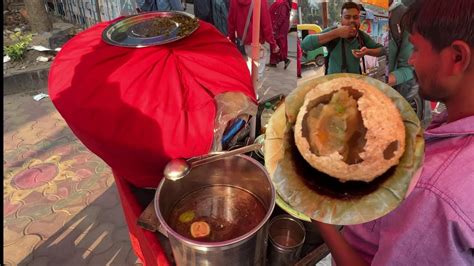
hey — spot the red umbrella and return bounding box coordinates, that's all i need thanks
[48,18,256,189]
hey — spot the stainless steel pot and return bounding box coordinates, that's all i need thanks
[155,154,276,266]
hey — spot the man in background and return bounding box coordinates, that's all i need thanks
[228,0,279,86]
[388,0,431,127]
[212,0,231,36]
[194,0,213,23]
[301,2,384,75]
[136,0,183,11]
[268,0,291,69]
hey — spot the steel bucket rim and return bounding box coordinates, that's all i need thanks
[154,154,276,249]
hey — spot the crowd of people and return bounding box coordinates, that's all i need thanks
[137,0,294,87]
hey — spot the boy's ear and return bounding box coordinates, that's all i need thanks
[450,40,471,74]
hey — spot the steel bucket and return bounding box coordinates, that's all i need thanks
[155,155,275,265]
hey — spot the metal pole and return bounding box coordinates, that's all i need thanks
[251,0,261,91]
[322,0,328,28]
[94,0,101,23]
[249,0,262,142]
[298,5,302,24]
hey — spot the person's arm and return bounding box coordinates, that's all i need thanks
[353,32,385,58]
[389,31,415,86]
[353,46,384,58]
[312,222,369,266]
[301,26,355,52]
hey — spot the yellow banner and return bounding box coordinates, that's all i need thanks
[360,0,389,9]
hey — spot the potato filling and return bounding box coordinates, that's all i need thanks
[302,87,367,164]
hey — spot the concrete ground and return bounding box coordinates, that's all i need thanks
[257,53,297,102]
[299,63,326,84]
[3,92,140,265]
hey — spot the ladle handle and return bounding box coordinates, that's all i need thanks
[187,151,225,164]
[190,144,262,168]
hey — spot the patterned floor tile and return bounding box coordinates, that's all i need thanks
[3,93,136,265]
[26,256,49,266]
[33,228,80,262]
[75,223,115,254]
[112,226,133,242]
[59,248,92,266]
[86,186,120,209]
[25,211,72,239]
[16,201,55,220]
[67,205,102,231]
[3,235,42,265]
[97,203,127,227]
[88,241,133,266]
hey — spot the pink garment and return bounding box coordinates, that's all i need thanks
[343,112,474,265]
[227,0,277,50]
[269,0,290,64]
[297,38,302,77]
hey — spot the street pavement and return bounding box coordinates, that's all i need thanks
[257,56,297,102]
[3,92,140,265]
[256,32,298,101]
[299,63,326,84]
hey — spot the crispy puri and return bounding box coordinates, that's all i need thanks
[294,77,406,182]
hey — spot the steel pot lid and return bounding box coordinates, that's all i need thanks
[102,11,199,48]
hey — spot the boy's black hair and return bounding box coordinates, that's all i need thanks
[402,0,474,51]
[341,2,361,15]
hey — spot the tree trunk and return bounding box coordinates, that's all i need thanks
[24,0,52,33]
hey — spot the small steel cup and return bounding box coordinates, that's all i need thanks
[267,215,306,266]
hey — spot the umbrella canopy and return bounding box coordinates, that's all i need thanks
[48,18,255,188]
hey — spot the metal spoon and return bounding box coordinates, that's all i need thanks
[163,143,263,181]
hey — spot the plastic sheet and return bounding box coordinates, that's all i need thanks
[212,92,257,151]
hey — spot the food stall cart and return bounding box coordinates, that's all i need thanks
[48,10,423,266]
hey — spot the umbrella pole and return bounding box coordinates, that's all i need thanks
[251,0,261,92]
[322,0,328,28]
[249,0,261,142]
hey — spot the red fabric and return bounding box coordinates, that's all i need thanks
[291,0,297,10]
[297,38,302,77]
[48,19,255,188]
[227,0,277,49]
[269,0,290,64]
[113,172,170,266]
